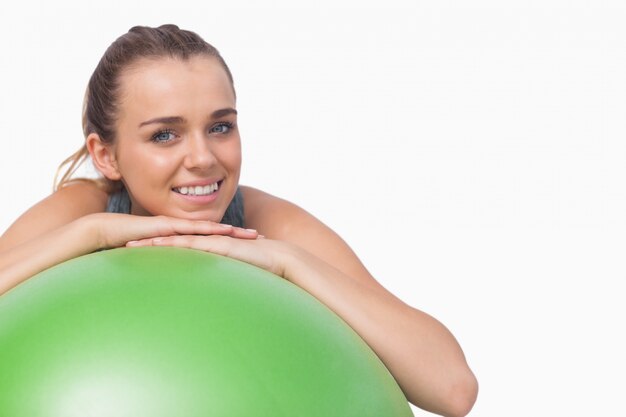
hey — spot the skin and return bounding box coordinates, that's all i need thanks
[0,56,478,417]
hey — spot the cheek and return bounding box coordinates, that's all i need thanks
[118,147,179,187]
[210,139,241,175]
[224,138,242,170]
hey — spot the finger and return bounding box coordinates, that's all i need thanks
[154,217,258,240]
[126,238,162,247]
[166,219,235,237]
[140,235,234,258]
[228,227,259,239]
[125,232,256,250]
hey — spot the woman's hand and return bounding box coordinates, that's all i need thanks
[126,234,293,278]
[85,213,259,250]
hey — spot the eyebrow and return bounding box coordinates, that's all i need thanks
[138,108,238,128]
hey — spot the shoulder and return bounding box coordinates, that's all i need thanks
[0,180,108,250]
[241,185,336,240]
[240,185,310,235]
[240,185,384,290]
[43,180,109,216]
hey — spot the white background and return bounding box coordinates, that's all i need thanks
[1,1,625,415]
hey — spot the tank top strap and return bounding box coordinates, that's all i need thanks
[221,187,245,228]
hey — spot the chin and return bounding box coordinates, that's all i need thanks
[175,209,225,223]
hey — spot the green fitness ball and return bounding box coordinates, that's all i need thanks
[0,247,413,417]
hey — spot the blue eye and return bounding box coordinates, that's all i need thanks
[210,122,233,134]
[151,130,176,143]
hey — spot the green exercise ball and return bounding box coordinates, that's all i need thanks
[0,247,412,416]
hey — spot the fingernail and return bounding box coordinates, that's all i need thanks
[220,224,233,228]
[257,234,266,239]
[245,228,257,233]
[127,240,139,246]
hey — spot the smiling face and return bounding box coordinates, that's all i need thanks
[104,56,241,221]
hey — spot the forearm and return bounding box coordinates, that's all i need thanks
[281,245,477,417]
[0,213,259,297]
[0,216,99,296]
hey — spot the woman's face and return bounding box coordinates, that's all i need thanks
[110,56,241,222]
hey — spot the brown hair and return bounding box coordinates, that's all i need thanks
[54,24,235,192]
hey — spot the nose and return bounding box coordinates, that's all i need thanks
[183,133,216,171]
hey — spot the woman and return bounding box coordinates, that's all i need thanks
[0,25,477,417]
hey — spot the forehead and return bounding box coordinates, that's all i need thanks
[117,56,235,123]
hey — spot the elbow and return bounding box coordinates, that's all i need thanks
[441,369,479,417]
[406,364,478,417]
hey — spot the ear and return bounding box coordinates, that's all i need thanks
[86,133,122,181]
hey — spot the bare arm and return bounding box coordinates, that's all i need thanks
[0,181,108,252]
[243,186,478,417]
[279,244,477,417]
[0,216,101,295]
[0,182,107,294]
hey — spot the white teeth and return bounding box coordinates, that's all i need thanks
[175,182,219,196]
